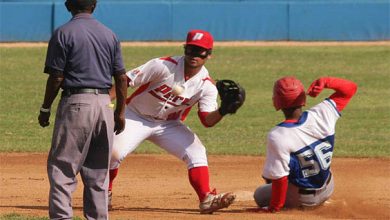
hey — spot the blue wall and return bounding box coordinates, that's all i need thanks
[289,2,390,41]
[0,1,389,42]
[0,2,53,41]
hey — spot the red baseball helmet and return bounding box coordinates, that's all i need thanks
[185,30,213,50]
[273,76,306,111]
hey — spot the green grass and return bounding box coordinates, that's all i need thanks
[0,214,47,220]
[0,213,82,220]
[0,45,389,157]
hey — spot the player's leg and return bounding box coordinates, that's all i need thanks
[253,184,272,208]
[108,108,154,209]
[294,174,334,208]
[47,94,99,219]
[254,179,332,210]
[149,121,209,199]
[316,174,334,205]
[284,183,301,208]
[149,121,235,214]
[79,94,115,219]
[254,182,306,209]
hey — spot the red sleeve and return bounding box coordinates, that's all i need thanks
[269,176,288,212]
[324,77,357,112]
[198,111,211,127]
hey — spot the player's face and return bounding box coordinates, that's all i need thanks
[184,45,211,68]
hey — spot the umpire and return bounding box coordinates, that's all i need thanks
[38,0,127,219]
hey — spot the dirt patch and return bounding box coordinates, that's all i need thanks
[1,41,389,48]
[0,153,389,219]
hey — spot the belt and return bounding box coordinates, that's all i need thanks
[299,173,332,195]
[62,88,109,97]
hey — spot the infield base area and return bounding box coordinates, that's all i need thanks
[0,153,389,219]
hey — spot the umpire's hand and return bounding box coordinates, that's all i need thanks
[114,111,125,135]
[38,111,50,127]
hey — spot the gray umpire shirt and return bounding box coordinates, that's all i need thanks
[44,13,125,89]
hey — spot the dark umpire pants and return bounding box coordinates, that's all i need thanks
[47,92,114,220]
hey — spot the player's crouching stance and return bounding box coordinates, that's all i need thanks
[108,30,245,214]
[253,76,357,212]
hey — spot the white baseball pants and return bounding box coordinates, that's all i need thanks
[110,108,208,170]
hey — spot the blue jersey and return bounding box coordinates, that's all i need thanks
[263,99,340,189]
[289,134,334,188]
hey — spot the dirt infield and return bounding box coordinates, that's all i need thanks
[0,153,389,219]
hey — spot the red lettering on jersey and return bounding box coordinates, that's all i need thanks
[172,96,185,103]
[154,84,171,94]
[162,92,171,99]
[149,90,180,107]
[149,90,173,104]
[181,98,191,105]
[149,84,192,107]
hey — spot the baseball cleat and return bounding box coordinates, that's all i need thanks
[108,190,113,211]
[199,190,236,214]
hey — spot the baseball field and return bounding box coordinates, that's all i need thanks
[0,42,389,219]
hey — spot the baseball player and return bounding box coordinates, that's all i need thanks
[108,30,245,214]
[253,76,357,212]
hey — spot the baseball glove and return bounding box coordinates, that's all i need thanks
[216,79,246,116]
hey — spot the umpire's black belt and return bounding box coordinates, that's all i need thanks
[298,173,332,195]
[62,88,109,97]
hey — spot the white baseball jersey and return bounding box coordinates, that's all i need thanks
[263,99,340,189]
[125,55,218,121]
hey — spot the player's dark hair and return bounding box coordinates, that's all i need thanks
[281,107,302,119]
[65,0,97,12]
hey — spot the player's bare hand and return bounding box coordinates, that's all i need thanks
[307,78,326,98]
[114,111,125,135]
[38,112,50,127]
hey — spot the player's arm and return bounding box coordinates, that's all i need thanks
[109,85,116,101]
[38,70,64,127]
[198,110,223,127]
[39,30,66,127]
[109,76,131,101]
[255,175,289,213]
[197,80,224,127]
[260,134,290,213]
[112,72,127,134]
[267,176,288,212]
[307,77,357,111]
